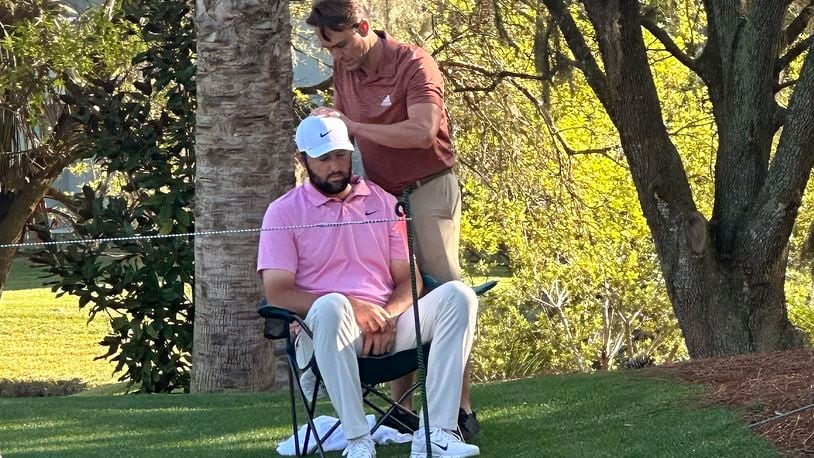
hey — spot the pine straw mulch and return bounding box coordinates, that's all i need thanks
[647,349,814,456]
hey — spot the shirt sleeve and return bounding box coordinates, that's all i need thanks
[405,49,445,109]
[257,203,298,274]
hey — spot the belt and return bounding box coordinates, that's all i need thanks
[410,168,453,190]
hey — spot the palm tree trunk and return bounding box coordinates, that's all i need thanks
[192,0,296,391]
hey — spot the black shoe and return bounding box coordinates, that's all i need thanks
[381,408,419,434]
[458,408,481,441]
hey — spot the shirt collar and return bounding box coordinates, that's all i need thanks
[304,176,370,207]
[359,31,397,81]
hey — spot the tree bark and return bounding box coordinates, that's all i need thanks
[192,0,296,391]
[542,0,812,357]
[0,155,74,299]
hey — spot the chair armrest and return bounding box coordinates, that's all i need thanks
[421,273,441,291]
[422,274,498,297]
[258,299,296,340]
[472,280,498,296]
[258,302,296,321]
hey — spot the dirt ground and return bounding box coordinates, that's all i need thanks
[650,349,814,456]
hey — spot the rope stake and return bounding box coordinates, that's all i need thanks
[396,190,433,458]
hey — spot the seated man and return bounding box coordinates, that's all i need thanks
[257,115,480,458]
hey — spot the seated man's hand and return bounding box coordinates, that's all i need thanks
[349,297,394,334]
[363,327,396,356]
[288,321,301,337]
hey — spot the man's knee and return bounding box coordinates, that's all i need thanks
[438,281,478,320]
[308,293,352,327]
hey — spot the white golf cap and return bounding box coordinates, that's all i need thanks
[295,115,354,158]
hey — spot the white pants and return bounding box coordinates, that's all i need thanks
[296,281,478,439]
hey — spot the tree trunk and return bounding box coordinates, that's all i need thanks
[192,0,296,391]
[667,240,805,357]
[543,0,813,357]
[0,175,62,300]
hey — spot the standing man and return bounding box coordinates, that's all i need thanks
[258,116,479,458]
[307,0,480,440]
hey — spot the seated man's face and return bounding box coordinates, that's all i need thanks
[305,150,352,195]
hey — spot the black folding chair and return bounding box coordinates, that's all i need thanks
[259,276,497,457]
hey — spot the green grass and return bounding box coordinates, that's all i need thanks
[0,258,777,456]
[0,257,118,386]
[3,256,55,291]
[0,373,777,457]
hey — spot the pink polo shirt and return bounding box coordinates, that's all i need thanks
[257,177,408,306]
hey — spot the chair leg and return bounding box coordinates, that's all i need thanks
[287,359,301,456]
[289,353,327,457]
[302,373,321,454]
[363,383,420,435]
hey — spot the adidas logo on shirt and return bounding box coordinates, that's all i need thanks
[380,95,392,107]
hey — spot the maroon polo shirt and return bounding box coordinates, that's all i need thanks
[333,31,455,195]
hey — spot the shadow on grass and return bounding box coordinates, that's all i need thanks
[0,373,778,457]
[0,393,296,457]
[3,257,56,292]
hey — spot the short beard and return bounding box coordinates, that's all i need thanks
[305,162,352,195]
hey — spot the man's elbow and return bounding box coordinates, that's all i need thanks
[265,284,293,308]
[414,129,436,149]
[417,137,435,149]
[262,280,283,306]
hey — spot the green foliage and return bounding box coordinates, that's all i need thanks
[785,178,814,342]
[421,0,689,378]
[0,1,140,198]
[31,0,195,393]
[0,2,137,120]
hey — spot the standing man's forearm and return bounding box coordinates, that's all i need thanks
[349,118,434,149]
[313,104,442,150]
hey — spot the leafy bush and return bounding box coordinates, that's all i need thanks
[32,0,195,393]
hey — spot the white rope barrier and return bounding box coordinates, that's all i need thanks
[0,217,408,249]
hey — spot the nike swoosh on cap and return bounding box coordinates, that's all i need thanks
[365,210,378,215]
[319,130,332,137]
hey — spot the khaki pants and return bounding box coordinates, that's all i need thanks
[406,172,462,282]
[295,281,478,439]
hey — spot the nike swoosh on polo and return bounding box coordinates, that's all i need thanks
[365,210,378,215]
[319,130,332,137]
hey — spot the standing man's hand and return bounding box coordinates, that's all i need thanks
[312,107,356,133]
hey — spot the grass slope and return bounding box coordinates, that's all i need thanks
[0,373,777,457]
[0,257,117,385]
[0,258,777,456]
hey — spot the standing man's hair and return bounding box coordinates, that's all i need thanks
[306,0,368,38]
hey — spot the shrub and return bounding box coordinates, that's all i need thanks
[31,0,195,393]
[0,378,88,398]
